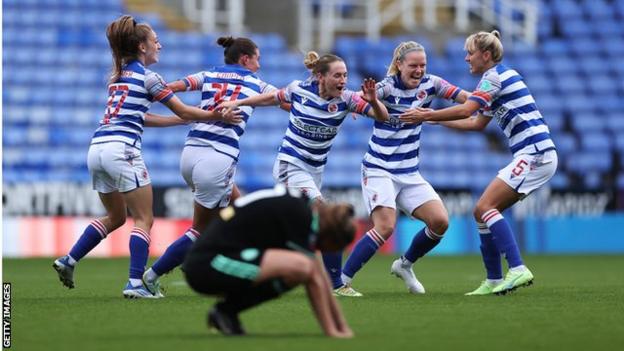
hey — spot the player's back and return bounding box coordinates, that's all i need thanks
[484,64,555,156]
[192,186,314,254]
[184,64,275,160]
[91,60,169,149]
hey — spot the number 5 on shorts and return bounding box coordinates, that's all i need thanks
[512,159,529,176]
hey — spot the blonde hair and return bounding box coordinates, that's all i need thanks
[303,51,344,76]
[464,30,504,63]
[387,41,426,76]
[106,15,154,84]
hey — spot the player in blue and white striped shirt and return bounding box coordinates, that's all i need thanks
[219,51,389,296]
[339,41,470,296]
[142,37,289,295]
[401,30,558,295]
[52,16,240,299]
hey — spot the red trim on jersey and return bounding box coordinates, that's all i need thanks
[471,91,492,102]
[184,76,201,91]
[443,86,458,99]
[154,89,174,102]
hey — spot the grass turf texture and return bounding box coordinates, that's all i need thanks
[4,255,624,351]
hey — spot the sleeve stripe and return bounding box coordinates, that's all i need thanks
[451,88,462,100]
[354,100,368,114]
[184,76,201,91]
[471,91,492,101]
[443,86,458,99]
[468,95,488,107]
[155,89,174,102]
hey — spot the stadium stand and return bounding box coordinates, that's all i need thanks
[3,0,622,194]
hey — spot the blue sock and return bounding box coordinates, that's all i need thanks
[403,227,442,263]
[128,228,150,280]
[321,252,343,289]
[482,209,523,268]
[68,220,108,262]
[342,229,385,280]
[152,228,199,275]
[477,222,503,279]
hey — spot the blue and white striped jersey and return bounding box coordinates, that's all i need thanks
[91,60,174,149]
[182,64,276,160]
[469,64,555,157]
[363,74,462,174]
[275,79,372,172]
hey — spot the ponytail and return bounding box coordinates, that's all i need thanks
[106,15,153,84]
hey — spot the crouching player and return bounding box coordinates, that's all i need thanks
[182,184,355,337]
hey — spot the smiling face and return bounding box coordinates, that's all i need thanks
[397,50,426,89]
[141,30,161,66]
[465,48,490,75]
[317,60,347,99]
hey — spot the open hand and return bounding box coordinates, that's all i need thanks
[360,78,378,103]
[217,107,243,124]
[399,107,432,124]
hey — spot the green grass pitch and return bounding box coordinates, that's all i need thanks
[4,255,624,351]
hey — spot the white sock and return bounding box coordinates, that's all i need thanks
[509,265,527,273]
[487,278,504,285]
[144,268,159,282]
[67,255,77,266]
[400,256,413,268]
[129,278,143,287]
[340,273,352,286]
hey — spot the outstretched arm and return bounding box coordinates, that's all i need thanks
[144,113,188,127]
[167,80,189,93]
[163,95,242,124]
[438,113,491,131]
[218,91,280,112]
[400,99,481,124]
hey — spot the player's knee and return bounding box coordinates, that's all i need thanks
[427,215,448,235]
[473,203,490,221]
[134,215,154,231]
[109,212,127,231]
[374,222,395,239]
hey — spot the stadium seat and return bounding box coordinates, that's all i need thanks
[566,152,612,173]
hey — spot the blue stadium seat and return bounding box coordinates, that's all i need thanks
[583,172,603,190]
[583,0,614,20]
[570,115,604,133]
[551,0,583,20]
[543,111,564,131]
[605,113,624,132]
[546,56,578,76]
[578,55,610,77]
[586,75,617,95]
[560,19,592,39]
[613,135,624,152]
[579,132,613,152]
[549,173,569,190]
[539,39,570,57]
[566,152,612,174]
[554,76,585,95]
[568,38,601,57]
[524,75,551,96]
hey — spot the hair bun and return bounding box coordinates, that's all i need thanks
[303,51,320,70]
[217,36,235,48]
[491,30,501,39]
